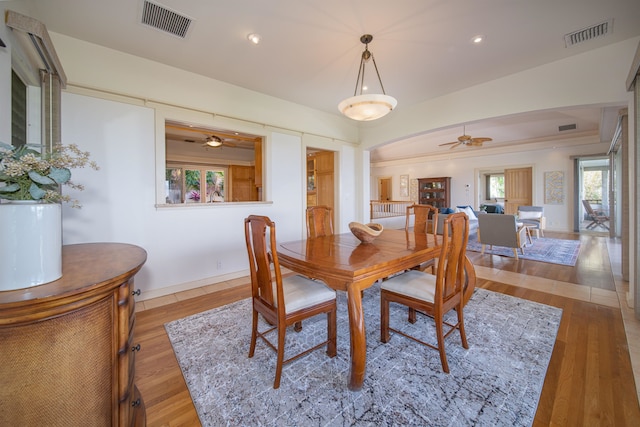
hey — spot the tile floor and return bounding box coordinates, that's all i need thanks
[135,237,640,403]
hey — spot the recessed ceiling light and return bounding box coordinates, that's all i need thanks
[471,35,484,44]
[247,33,261,44]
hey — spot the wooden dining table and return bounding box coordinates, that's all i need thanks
[277,228,442,391]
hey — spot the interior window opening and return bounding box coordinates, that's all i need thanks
[164,120,263,204]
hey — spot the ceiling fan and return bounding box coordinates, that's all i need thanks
[203,135,225,148]
[182,133,236,148]
[438,126,492,149]
[165,122,259,150]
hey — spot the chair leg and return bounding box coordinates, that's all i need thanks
[435,314,449,373]
[380,293,391,343]
[273,323,286,389]
[408,307,417,324]
[294,321,302,332]
[326,309,337,357]
[248,310,258,358]
[512,248,518,259]
[457,305,469,349]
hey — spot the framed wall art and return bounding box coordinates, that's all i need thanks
[399,174,409,197]
[544,171,564,204]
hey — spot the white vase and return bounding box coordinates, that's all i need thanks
[0,201,62,290]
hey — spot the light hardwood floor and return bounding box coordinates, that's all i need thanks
[134,231,640,426]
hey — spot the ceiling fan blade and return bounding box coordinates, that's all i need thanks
[439,141,460,146]
[471,137,492,143]
[449,142,462,150]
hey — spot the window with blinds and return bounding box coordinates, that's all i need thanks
[11,70,27,147]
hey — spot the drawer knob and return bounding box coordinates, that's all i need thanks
[131,289,141,296]
[131,344,141,352]
[131,398,141,407]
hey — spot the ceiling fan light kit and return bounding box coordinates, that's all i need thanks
[205,135,223,147]
[338,34,397,121]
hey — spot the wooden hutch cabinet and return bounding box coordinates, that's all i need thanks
[418,177,451,210]
[0,243,147,427]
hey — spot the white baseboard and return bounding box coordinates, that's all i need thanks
[138,269,250,301]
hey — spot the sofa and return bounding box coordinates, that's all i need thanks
[436,206,481,235]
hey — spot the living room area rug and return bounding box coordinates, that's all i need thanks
[466,235,580,266]
[165,282,562,426]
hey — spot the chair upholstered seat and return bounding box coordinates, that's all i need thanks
[381,269,436,303]
[274,275,337,313]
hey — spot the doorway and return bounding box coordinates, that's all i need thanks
[378,177,392,201]
[504,167,533,214]
[574,157,611,233]
[306,149,335,224]
[478,166,532,214]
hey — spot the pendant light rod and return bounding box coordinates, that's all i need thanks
[352,34,387,96]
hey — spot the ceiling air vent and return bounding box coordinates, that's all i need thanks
[564,19,612,47]
[559,124,577,132]
[140,0,193,39]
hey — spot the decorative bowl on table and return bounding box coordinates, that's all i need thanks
[349,222,384,244]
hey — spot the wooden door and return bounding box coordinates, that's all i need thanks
[229,165,257,201]
[504,167,532,214]
[314,151,334,224]
[379,178,391,201]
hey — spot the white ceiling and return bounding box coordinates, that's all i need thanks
[12,0,640,160]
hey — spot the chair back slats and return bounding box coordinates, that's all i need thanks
[406,203,438,236]
[436,212,469,303]
[245,215,279,308]
[306,206,334,238]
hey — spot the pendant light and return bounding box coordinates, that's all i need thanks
[338,34,397,121]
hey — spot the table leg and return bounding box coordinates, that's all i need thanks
[346,283,367,391]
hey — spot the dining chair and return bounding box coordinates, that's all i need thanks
[380,212,470,373]
[244,215,337,388]
[306,205,334,238]
[405,204,439,274]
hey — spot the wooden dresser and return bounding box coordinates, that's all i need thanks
[0,243,147,426]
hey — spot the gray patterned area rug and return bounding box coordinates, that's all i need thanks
[466,236,580,266]
[165,284,562,426]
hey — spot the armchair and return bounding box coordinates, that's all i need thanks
[517,205,545,237]
[477,214,528,259]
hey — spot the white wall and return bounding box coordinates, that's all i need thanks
[61,92,328,299]
[371,139,610,232]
